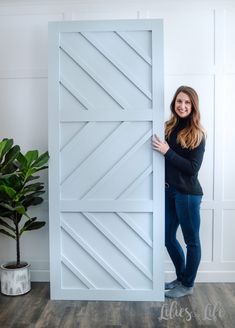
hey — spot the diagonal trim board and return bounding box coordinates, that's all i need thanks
[60,41,130,110]
[61,219,132,289]
[116,165,153,200]
[82,212,153,280]
[117,212,153,247]
[60,76,95,111]
[61,121,125,185]
[61,255,95,289]
[80,32,152,100]
[60,122,86,151]
[115,31,152,65]
[81,129,152,199]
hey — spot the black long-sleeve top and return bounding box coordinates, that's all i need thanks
[164,118,205,195]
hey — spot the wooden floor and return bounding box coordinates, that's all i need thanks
[0,282,234,327]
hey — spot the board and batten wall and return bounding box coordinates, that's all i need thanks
[0,0,234,283]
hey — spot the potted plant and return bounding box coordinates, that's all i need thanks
[0,138,49,296]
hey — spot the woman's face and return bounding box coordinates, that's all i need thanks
[174,92,192,118]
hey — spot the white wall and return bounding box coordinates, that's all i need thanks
[0,0,234,282]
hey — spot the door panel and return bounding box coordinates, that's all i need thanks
[49,19,164,301]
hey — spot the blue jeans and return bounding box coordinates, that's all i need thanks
[165,184,202,287]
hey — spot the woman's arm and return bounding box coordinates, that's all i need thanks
[164,139,205,176]
[152,135,205,176]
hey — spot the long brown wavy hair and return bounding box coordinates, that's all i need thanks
[165,86,205,149]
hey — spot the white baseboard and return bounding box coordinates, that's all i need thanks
[2,260,233,283]
[31,270,50,282]
[165,271,235,283]
[30,260,50,281]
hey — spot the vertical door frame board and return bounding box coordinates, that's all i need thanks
[152,20,165,299]
[48,22,61,297]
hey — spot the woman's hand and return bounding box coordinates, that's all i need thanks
[152,134,170,155]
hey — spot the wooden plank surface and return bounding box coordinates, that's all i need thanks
[0,282,234,327]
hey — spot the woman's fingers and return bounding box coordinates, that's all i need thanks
[151,138,161,151]
[152,135,163,145]
[152,135,169,155]
[152,134,161,142]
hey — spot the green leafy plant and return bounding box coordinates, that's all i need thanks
[0,138,49,268]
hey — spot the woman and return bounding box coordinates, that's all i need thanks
[152,86,206,298]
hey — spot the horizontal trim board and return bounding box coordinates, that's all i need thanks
[49,19,163,33]
[51,288,164,301]
[60,110,153,121]
[60,200,153,212]
[58,200,235,213]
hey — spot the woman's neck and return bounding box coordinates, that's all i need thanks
[175,116,190,131]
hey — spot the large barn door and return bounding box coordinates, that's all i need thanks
[48,19,164,301]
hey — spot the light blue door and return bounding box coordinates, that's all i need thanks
[48,19,164,301]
